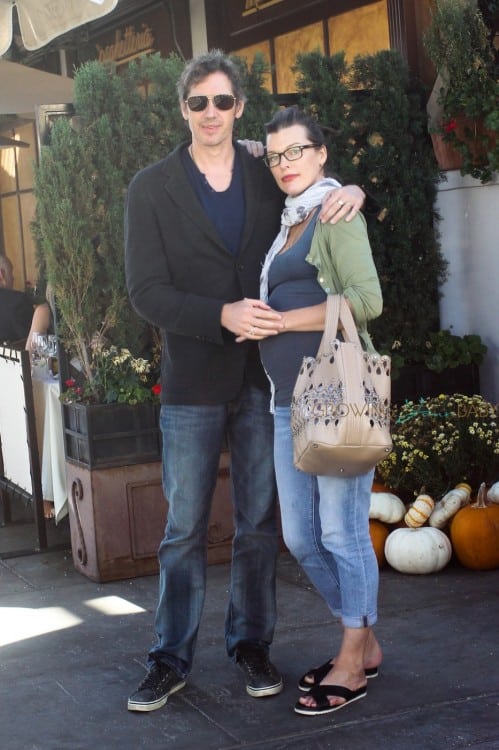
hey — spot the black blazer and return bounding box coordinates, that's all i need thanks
[125,142,284,405]
[0,288,33,344]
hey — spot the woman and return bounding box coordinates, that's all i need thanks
[26,285,56,519]
[257,107,384,716]
[25,283,56,355]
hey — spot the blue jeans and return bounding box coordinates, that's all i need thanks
[273,406,378,628]
[149,384,278,677]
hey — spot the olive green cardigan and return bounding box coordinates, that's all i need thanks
[306,213,383,352]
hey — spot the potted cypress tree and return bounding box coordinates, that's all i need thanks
[423,0,498,182]
[32,57,179,580]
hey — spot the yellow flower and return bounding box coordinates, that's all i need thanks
[377,393,499,497]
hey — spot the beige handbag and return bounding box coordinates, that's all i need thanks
[291,295,392,476]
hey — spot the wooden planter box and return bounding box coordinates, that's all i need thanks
[431,116,496,172]
[63,401,161,469]
[430,132,462,171]
[66,451,234,582]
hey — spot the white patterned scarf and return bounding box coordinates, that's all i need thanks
[259,177,340,302]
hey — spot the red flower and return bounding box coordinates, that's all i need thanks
[151,383,162,396]
[65,378,76,387]
[443,119,457,133]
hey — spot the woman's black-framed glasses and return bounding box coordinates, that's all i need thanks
[185,94,237,112]
[264,143,320,168]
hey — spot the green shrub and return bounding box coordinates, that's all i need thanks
[293,49,447,354]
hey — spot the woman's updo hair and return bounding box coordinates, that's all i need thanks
[265,106,326,147]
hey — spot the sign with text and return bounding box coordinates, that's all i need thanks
[96,24,155,65]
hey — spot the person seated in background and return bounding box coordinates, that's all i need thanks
[25,284,55,355]
[0,253,33,345]
[25,285,57,521]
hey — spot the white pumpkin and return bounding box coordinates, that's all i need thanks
[384,527,452,574]
[369,491,405,524]
[487,482,499,504]
[429,485,471,528]
[404,492,434,528]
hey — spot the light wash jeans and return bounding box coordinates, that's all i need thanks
[148,384,279,677]
[273,406,378,628]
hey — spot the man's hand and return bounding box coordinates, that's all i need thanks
[237,139,265,158]
[221,298,283,342]
[320,184,366,224]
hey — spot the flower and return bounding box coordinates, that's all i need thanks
[423,0,498,183]
[60,346,161,405]
[377,393,499,498]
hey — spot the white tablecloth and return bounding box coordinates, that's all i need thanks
[32,367,68,523]
[0,352,32,494]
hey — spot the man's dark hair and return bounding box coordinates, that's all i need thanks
[177,49,247,104]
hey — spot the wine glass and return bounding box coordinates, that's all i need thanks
[46,335,58,377]
[46,335,57,357]
[31,333,48,368]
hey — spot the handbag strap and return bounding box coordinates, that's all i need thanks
[318,295,362,356]
[339,296,362,344]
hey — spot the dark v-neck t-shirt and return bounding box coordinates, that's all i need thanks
[182,145,245,256]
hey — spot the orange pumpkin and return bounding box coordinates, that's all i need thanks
[450,483,499,570]
[369,520,390,567]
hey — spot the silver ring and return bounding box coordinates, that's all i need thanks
[337,200,345,206]
[248,327,256,336]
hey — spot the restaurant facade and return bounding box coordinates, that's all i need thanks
[0,0,434,293]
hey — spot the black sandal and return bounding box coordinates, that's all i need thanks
[294,683,367,715]
[298,659,378,691]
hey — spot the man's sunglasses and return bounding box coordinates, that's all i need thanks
[184,94,237,112]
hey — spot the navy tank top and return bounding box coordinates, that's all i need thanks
[259,216,326,406]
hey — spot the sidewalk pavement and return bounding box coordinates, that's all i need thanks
[0,537,498,750]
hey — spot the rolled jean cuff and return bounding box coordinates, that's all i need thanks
[341,612,378,629]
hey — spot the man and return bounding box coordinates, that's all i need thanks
[0,253,33,344]
[125,49,364,713]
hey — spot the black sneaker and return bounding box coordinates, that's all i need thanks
[235,643,283,698]
[127,661,186,712]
